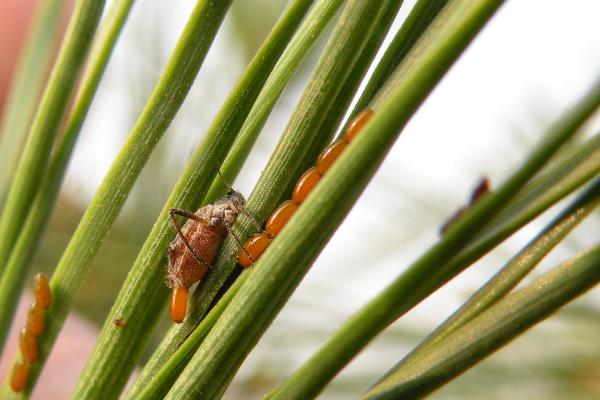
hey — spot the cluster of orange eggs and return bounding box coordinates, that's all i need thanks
[10,273,52,392]
[238,109,374,268]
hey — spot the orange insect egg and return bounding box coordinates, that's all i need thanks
[26,303,44,337]
[292,167,320,204]
[316,140,347,176]
[33,273,51,310]
[343,109,374,143]
[19,328,37,364]
[170,287,189,324]
[265,200,297,238]
[239,233,272,268]
[10,361,29,392]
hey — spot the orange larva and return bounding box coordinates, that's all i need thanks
[19,328,37,364]
[10,361,30,392]
[33,273,51,310]
[238,109,375,267]
[26,303,44,337]
[343,109,374,143]
[239,233,272,268]
[166,190,245,323]
[292,167,320,204]
[265,200,297,238]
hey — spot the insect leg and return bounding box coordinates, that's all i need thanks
[225,223,255,266]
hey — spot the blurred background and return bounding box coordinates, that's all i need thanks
[1,0,600,398]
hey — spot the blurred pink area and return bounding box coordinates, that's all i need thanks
[0,292,99,399]
[0,0,35,111]
[0,0,73,113]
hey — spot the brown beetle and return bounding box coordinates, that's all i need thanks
[167,190,245,323]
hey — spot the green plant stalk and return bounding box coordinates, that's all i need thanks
[449,133,600,281]
[0,0,105,277]
[0,1,233,397]
[362,242,600,399]
[0,0,66,208]
[141,0,400,389]
[0,0,135,358]
[374,176,600,386]
[484,133,600,234]
[136,272,248,400]
[75,1,317,397]
[203,0,346,205]
[269,68,600,398]
[166,1,507,399]
[346,0,449,125]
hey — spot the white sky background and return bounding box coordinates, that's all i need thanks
[61,0,600,398]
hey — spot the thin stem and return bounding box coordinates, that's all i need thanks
[362,241,600,399]
[484,133,600,234]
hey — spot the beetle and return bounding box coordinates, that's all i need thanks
[167,190,245,323]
